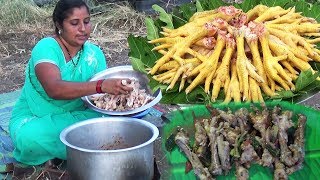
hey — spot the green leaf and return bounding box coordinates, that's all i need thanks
[152,4,174,29]
[127,35,161,68]
[148,76,169,93]
[171,7,190,28]
[130,57,147,74]
[165,132,177,152]
[302,80,320,92]
[260,0,289,7]
[177,2,197,21]
[291,80,320,103]
[237,0,261,12]
[198,0,227,10]
[309,4,320,22]
[310,62,320,71]
[286,1,312,18]
[295,69,320,92]
[145,17,159,41]
[271,90,296,99]
[196,0,204,12]
[286,2,320,23]
[160,86,210,104]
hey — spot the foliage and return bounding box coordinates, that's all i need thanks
[128,0,320,104]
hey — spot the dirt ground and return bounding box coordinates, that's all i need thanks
[0,29,40,93]
[0,3,144,178]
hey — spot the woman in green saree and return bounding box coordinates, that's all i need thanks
[9,0,133,166]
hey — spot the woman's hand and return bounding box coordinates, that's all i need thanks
[101,78,133,95]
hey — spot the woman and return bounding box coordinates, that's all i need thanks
[9,0,132,165]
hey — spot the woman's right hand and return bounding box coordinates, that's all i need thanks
[101,78,133,95]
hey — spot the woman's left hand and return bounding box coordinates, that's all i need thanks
[101,78,133,95]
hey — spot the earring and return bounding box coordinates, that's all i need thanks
[58,29,62,35]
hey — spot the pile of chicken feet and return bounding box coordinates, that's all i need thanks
[173,104,307,180]
[149,5,320,103]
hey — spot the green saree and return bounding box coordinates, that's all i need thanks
[9,37,107,165]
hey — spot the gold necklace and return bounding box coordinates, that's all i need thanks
[59,36,82,67]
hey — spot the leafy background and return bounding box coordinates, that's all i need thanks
[128,0,320,104]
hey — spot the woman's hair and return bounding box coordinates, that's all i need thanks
[52,0,90,35]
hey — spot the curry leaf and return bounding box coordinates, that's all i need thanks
[145,17,159,41]
[152,4,174,29]
[165,133,177,152]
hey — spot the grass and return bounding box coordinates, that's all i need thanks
[0,0,148,93]
[0,0,147,58]
[88,1,147,58]
[0,0,52,28]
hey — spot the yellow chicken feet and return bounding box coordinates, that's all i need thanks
[223,59,241,104]
[260,34,294,90]
[146,5,320,104]
[211,34,235,101]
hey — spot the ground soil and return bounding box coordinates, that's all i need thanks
[0,29,41,93]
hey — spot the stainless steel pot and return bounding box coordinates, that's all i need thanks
[60,117,159,180]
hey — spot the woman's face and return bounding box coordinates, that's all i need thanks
[61,6,91,47]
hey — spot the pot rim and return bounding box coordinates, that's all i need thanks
[60,117,159,153]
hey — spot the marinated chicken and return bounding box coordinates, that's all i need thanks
[90,80,155,111]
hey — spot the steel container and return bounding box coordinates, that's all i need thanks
[81,65,162,117]
[60,117,159,180]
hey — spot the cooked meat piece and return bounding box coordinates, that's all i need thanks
[204,118,223,175]
[261,149,274,167]
[240,139,260,167]
[235,161,249,180]
[194,117,209,157]
[287,114,307,174]
[175,129,213,180]
[274,159,288,180]
[276,111,297,167]
[217,135,231,173]
[234,108,250,133]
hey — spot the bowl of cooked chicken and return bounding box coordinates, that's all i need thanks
[81,65,162,117]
